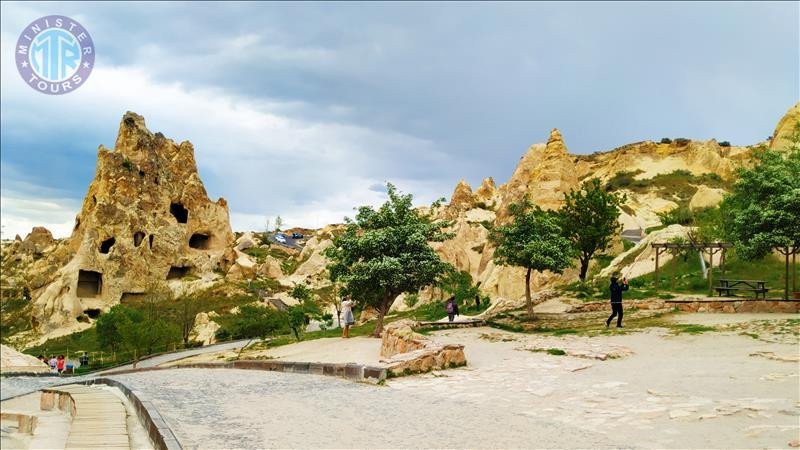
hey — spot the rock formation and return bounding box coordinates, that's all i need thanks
[379,320,466,375]
[30,112,234,339]
[770,102,799,150]
[0,344,50,373]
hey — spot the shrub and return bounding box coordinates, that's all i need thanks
[546,348,566,355]
[404,293,419,308]
[660,138,672,144]
[658,206,693,226]
[719,141,731,147]
[122,158,133,171]
[674,138,691,146]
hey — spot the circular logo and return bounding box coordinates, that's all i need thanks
[15,15,95,95]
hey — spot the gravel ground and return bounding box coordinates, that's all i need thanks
[108,321,800,449]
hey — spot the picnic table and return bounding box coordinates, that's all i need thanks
[715,279,769,299]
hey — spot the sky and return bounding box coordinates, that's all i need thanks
[1,1,798,238]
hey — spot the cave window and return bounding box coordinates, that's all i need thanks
[138,170,145,178]
[189,233,211,249]
[99,237,116,254]
[74,218,80,231]
[120,292,145,303]
[77,270,102,297]
[167,266,190,280]
[170,202,188,223]
[154,177,159,185]
[148,234,154,249]
[92,195,97,206]
[133,231,145,247]
[83,309,101,319]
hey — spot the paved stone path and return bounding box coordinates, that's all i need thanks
[52,384,130,450]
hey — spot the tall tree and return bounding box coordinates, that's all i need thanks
[721,125,800,299]
[557,178,625,281]
[440,269,479,305]
[492,197,574,317]
[325,183,453,336]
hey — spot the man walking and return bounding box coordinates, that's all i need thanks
[606,272,629,328]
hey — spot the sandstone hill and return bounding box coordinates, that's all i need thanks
[3,112,235,343]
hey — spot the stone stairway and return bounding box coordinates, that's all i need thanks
[41,384,131,449]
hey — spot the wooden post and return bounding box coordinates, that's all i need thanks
[785,246,790,301]
[792,246,796,295]
[707,249,714,296]
[721,247,726,278]
[654,247,660,291]
[671,249,678,291]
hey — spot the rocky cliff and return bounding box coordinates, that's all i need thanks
[22,112,234,340]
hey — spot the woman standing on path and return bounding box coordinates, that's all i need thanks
[606,272,629,328]
[341,297,355,338]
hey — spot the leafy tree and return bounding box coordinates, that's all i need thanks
[721,126,800,299]
[95,304,129,351]
[440,269,479,305]
[325,183,453,336]
[274,215,283,232]
[174,294,202,346]
[492,197,574,317]
[287,283,321,341]
[557,178,625,281]
[223,304,286,340]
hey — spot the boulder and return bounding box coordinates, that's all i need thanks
[379,319,466,375]
[1,344,50,374]
[689,186,726,210]
[189,312,220,346]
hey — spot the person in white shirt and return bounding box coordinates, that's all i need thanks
[341,297,355,338]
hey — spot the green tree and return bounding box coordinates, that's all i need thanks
[287,283,321,341]
[720,128,800,299]
[492,197,574,317]
[223,304,286,340]
[440,269,479,305]
[174,294,202,346]
[324,183,453,336]
[557,178,625,281]
[94,304,129,351]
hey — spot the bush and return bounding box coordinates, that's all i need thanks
[658,206,693,226]
[719,141,731,147]
[674,138,691,146]
[660,138,672,144]
[122,158,134,171]
[404,293,419,308]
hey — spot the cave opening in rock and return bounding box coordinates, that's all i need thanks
[83,309,101,319]
[74,218,80,231]
[77,270,102,297]
[120,292,145,303]
[170,202,188,223]
[138,170,145,178]
[167,266,190,280]
[99,237,116,254]
[149,234,154,249]
[189,233,211,249]
[133,231,145,247]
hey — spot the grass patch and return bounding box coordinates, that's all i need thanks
[546,348,566,355]
[243,247,269,263]
[672,324,715,334]
[551,329,579,336]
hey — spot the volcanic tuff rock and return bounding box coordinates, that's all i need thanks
[770,102,800,150]
[30,112,234,339]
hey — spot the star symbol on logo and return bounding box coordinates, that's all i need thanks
[20,60,28,68]
[82,61,91,69]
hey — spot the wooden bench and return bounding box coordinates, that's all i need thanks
[715,279,769,299]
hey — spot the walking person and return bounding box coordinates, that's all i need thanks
[48,355,57,372]
[446,296,459,322]
[341,297,355,338]
[56,355,66,374]
[606,272,629,328]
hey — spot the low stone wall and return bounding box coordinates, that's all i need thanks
[103,359,388,384]
[667,299,800,314]
[567,299,800,314]
[0,412,38,434]
[83,378,182,450]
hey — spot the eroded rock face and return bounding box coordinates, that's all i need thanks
[31,112,234,338]
[770,102,799,150]
[379,320,466,375]
[19,227,56,255]
[689,185,726,210]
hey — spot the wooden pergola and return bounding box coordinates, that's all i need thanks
[651,242,733,293]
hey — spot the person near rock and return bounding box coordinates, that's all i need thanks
[446,296,459,322]
[341,297,355,338]
[48,355,57,372]
[606,272,629,328]
[56,354,66,374]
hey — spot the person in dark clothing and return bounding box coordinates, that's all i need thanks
[606,272,629,328]
[446,296,459,322]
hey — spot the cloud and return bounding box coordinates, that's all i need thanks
[1,33,451,238]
